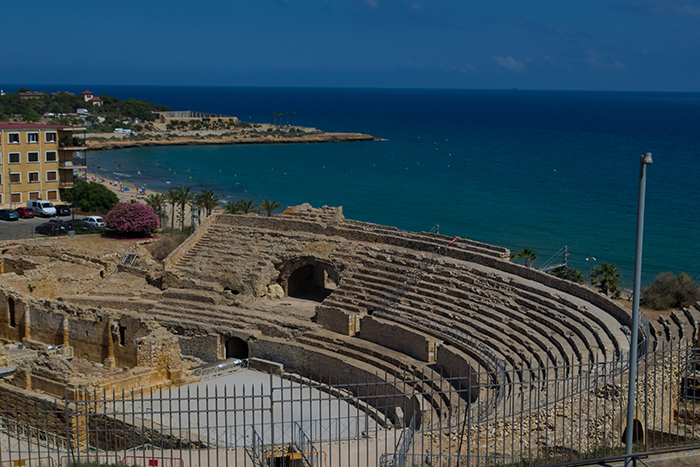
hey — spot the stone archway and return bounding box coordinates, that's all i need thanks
[278,257,341,301]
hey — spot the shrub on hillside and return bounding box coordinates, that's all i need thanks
[105,202,159,236]
[642,272,700,310]
[149,230,189,261]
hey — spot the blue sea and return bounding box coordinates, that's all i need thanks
[27,85,700,287]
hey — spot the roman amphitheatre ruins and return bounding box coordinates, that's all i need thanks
[1,204,699,464]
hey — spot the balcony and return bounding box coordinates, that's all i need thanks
[58,180,74,189]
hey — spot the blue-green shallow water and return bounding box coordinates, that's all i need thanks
[42,86,699,287]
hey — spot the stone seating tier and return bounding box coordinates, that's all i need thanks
[149,298,317,339]
[334,246,626,360]
[332,249,618,365]
[336,275,563,368]
[297,331,463,419]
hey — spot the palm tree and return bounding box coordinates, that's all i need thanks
[292,111,296,126]
[591,262,623,296]
[145,193,166,227]
[223,201,242,214]
[237,198,260,214]
[174,186,192,230]
[510,248,537,268]
[260,200,281,217]
[551,266,585,284]
[166,189,178,229]
[199,189,220,217]
[286,111,290,126]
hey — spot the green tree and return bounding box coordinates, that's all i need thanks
[551,266,585,284]
[22,108,39,123]
[174,186,192,230]
[166,189,178,229]
[510,248,537,268]
[642,272,700,310]
[145,193,167,226]
[223,201,242,214]
[62,181,119,214]
[198,189,220,217]
[260,200,281,217]
[237,198,260,214]
[591,262,623,297]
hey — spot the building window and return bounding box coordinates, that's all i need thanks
[27,132,39,143]
[11,193,21,203]
[28,152,39,163]
[28,172,40,183]
[46,171,58,182]
[0,194,3,204]
[45,132,57,143]
[46,190,58,201]
[0,174,2,184]
[45,151,57,162]
[10,173,20,184]
[8,133,19,144]
[9,153,20,164]
[28,191,40,200]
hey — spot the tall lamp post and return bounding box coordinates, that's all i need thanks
[586,256,596,287]
[624,152,652,467]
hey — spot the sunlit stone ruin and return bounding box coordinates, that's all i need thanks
[1,204,699,464]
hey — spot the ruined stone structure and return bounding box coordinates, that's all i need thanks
[1,203,699,434]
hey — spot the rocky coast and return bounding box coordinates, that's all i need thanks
[87,131,376,151]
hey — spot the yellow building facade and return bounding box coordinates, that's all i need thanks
[0,123,86,208]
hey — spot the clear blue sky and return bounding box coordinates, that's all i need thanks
[4,0,700,91]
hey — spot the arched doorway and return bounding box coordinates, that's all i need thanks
[225,336,249,359]
[287,265,338,301]
[280,257,341,302]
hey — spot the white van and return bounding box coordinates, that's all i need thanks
[27,199,57,218]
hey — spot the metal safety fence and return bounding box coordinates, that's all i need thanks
[2,340,700,467]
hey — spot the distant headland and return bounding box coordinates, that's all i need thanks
[0,88,377,150]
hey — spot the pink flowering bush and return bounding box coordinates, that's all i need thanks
[105,202,160,236]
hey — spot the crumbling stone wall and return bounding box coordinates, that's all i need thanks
[177,332,221,362]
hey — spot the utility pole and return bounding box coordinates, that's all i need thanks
[625,153,653,467]
[586,256,596,287]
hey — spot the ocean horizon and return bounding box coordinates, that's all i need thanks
[15,85,700,288]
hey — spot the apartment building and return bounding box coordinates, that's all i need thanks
[0,122,86,208]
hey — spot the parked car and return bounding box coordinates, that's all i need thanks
[0,209,19,221]
[35,223,59,235]
[14,207,35,218]
[54,205,71,216]
[48,219,72,233]
[26,199,57,217]
[82,216,106,230]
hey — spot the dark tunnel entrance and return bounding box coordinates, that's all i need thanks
[286,263,338,302]
[225,336,249,359]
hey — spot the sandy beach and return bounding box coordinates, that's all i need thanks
[86,172,221,229]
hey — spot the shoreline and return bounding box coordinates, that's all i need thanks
[87,132,377,151]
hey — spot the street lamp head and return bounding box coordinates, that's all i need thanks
[642,152,653,165]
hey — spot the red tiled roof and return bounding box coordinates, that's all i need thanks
[88,97,103,102]
[80,90,94,95]
[0,122,79,130]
